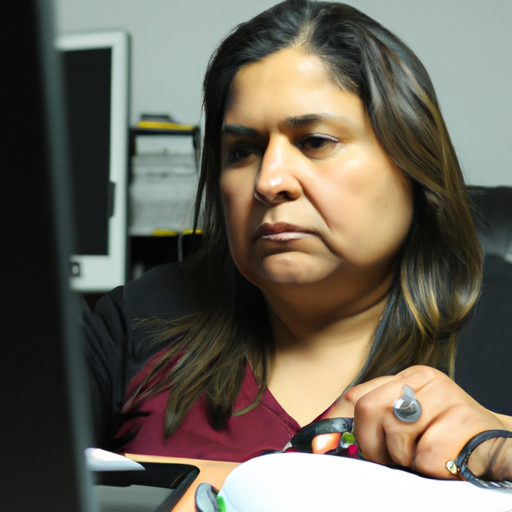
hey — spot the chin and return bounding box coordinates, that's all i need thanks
[258,256,333,286]
[234,251,340,289]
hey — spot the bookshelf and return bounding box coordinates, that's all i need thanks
[128,125,202,280]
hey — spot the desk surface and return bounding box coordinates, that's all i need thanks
[126,453,239,511]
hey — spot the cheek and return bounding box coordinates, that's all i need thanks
[368,174,413,255]
[318,163,413,262]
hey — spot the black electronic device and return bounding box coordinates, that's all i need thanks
[2,1,96,510]
[1,2,198,510]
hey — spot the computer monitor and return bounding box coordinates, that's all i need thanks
[56,30,130,293]
[2,3,198,511]
[2,1,97,510]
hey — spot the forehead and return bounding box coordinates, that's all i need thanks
[223,47,367,132]
[225,48,344,119]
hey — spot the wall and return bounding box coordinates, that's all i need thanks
[54,0,512,186]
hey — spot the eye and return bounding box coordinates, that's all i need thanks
[299,134,338,153]
[224,143,261,166]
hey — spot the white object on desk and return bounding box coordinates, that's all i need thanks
[217,452,512,512]
[85,448,145,472]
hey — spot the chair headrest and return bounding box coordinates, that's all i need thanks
[467,186,512,262]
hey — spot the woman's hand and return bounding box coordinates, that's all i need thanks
[327,365,512,480]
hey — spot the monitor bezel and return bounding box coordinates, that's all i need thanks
[56,30,130,292]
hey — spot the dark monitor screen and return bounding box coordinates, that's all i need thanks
[63,47,112,256]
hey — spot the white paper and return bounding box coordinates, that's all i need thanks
[218,452,512,512]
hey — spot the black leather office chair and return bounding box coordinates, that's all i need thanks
[456,186,512,415]
[467,186,512,261]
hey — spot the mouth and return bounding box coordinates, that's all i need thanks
[254,222,313,243]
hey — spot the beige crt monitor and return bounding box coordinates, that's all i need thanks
[56,31,130,292]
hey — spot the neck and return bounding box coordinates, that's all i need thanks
[264,267,392,351]
[268,288,386,361]
[263,281,390,426]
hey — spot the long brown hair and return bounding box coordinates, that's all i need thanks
[130,0,483,436]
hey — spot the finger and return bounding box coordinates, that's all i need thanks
[352,382,422,467]
[412,410,468,479]
[341,366,438,409]
[382,419,420,467]
[353,397,393,466]
[325,397,355,418]
[343,375,397,405]
[351,370,444,466]
[326,375,397,419]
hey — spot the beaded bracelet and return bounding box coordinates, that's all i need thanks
[446,430,512,490]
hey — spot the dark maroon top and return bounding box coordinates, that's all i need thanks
[117,349,334,462]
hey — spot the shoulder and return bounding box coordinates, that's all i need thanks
[123,261,191,322]
[122,261,193,362]
[88,261,190,335]
[86,261,193,378]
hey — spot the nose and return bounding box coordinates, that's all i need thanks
[253,136,302,205]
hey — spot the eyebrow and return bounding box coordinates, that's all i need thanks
[222,113,353,136]
[285,113,351,129]
[221,124,258,136]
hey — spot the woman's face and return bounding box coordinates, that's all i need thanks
[220,47,413,299]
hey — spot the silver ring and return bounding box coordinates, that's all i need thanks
[393,385,422,423]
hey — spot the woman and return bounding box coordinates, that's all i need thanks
[85,0,512,486]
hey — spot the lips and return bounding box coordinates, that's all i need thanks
[254,222,313,242]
